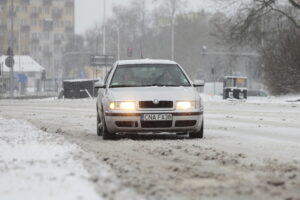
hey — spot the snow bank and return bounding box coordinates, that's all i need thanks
[247,95,300,104]
[0,117,101,200]
[201,93,300,104]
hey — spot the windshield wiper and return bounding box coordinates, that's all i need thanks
[141,84,187,87]
[110,84,139,88]
[110,84,189,88]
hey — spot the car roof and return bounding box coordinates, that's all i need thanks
[116,59,177,66]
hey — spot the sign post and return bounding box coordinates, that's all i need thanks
[6,47,15,97]
[90,55,115,66]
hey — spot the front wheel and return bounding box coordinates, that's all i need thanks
[101,113,116,140]
[97,112,102,136]
[189,120,204,139]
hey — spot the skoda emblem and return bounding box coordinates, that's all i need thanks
[153,99,159,104]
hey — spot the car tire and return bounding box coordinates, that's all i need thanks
[189,120,204,139]
[101,111,116,140]
[96,112,102,136]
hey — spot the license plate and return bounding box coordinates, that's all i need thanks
[141,114,173,121]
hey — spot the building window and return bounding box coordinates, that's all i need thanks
[44,32,50,40]
[44,7,50,15]
[32,32,38,39]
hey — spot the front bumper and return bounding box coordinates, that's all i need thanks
[104,110,203,133]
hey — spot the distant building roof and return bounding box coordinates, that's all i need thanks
[0,55,45,73]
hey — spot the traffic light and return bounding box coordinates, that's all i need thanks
[7,47,14,56]
[127,48,133,57]
[5,56,14,68]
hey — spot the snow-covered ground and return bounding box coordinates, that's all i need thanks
[0,95,300,200]
[0,118,101,200]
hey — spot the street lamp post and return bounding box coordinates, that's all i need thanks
[102,0,107,77]
[102,0,106,55]
[117,27,120,60]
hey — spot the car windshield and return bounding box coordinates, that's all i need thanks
[109,64,191,88]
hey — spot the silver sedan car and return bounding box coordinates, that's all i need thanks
[95,59,204,140]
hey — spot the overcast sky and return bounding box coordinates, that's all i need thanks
[75,0,226,35]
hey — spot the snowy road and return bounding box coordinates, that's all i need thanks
[0,98,300,200]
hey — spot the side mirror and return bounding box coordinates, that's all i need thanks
[193,80,205,87]
[94,81,106,89]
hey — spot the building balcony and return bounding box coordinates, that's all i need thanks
[7,10,16,17]
[30,12,39,18]
[31,38,40,44]
[54,38,62,45]
[43,51,53,57]
[65,0,74,7]
[21,0,30,4]
[0,0,8,5]
[43,0,52,6]
[65,26,74,33]
[43,20,53,32]
[0,24,7,30]
[20,25,30,32]
[52,10,62,19]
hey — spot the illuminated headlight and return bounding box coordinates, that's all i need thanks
[109,101,136,110]
[176,101,196,110]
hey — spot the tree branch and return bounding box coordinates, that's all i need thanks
[289,0,300,9]
[269,5,300,28]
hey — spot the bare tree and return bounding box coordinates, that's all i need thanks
[154,0,187,60]
[213,0,299,48]
[213,0,300,94]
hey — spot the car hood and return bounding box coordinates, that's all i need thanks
[107,87,198,101]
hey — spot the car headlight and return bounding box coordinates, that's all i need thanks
[109,101,136,110]
[176,101,196,110]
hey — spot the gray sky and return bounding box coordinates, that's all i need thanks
[75,0,226,35]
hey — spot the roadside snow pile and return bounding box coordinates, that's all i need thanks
[247,95,300,104]
[0,117,101,200]
[200,94,223,102]
[201,93,300,104]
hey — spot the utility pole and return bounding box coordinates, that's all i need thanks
[140,0,145,59]
[9,0,15,97]
[102,0,106,55]
[117,28,120,60]
[171,18,174,60]
[102,0,107,77]
[170,0,176,61]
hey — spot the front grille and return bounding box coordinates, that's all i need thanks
[175,120,196,127]
[139,101,173,109]
[116,121,138,128]
[141,121,172,128]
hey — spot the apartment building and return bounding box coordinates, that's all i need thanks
[0,0,75,78]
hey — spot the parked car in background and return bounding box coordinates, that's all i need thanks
[247,89,269,97]
[95,59,204,140]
